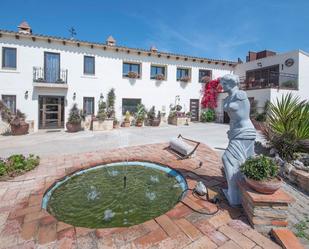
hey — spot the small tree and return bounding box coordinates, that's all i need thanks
[96,100,107,121]
[68,104,83,124]
[107,88,116,118]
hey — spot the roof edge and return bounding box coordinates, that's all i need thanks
[0,29,237,66]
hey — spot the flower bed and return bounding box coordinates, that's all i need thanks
[0,154,40,179]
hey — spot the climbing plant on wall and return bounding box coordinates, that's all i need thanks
[201,78,222,109]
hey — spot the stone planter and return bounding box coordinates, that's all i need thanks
[168,116,189,126]
[92,119,113,131]
[245,176,282,194]
[113,123,120,129]
[10,122,29,135]
[150,118,160,127]
[66,122,81,133]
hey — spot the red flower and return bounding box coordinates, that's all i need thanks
[201,78,222,109]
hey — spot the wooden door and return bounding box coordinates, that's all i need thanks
[190,99,200,121]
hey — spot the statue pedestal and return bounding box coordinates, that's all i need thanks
[237,180,294,234]
[222,188,242,207]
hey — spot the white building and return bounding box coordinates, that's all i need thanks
[0,22,234,132]
[0,22,308,132]
[216,49,309,123]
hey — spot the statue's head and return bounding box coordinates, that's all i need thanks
[220,74,239,92]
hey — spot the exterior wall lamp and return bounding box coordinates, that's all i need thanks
[257,62,262,67]
[73,92,76,100]
[24,90,29,99]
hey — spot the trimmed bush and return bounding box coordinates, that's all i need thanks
[240,155,279,181]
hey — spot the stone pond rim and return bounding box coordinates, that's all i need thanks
[41,161,188,228]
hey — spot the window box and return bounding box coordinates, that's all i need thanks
[180,76,191,83]
[127,71,139,79]
[155,74,165,81]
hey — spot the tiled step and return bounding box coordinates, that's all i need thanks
[271,228,305,249]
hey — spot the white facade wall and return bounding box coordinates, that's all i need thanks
[0,34,233,131]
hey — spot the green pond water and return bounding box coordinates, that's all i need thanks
[47,164,184,228]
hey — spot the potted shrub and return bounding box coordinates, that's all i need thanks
[107,88,116,119]
[66,104,83,132]
[200,109,216,122]
[92,100,113,131]
[113,118,119,129]
[123,111,131,127]
[0,101,29,135]
[240,155,282,194]
[127,71,138,79]
[147,106,161,126]
[135,104,146,127]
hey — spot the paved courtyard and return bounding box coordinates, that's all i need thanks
[0,123,308,248]
[0,123,233,157]
[0,142,283,249]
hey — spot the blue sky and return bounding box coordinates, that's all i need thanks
[1,0,309,61]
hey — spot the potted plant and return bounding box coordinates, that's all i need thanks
[92,100,114,131]
[127,71,138,79]
[0,101,29,135]
[113,118,119,129]
[66,104,83,132]
[123,111,131,127]
[147,106,161,126]
[135,104,146,127]
[240,155,282,194]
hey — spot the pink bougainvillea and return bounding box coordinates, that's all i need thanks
[201,78,222,109]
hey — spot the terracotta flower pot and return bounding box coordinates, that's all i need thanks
[66,122,81,133]
[10,122,29,135]
[245,176,282,194]
[136,121,143,127]
[123,121,130,127]
[251,119,266,131]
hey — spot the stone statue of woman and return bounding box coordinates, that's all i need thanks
[220,74,256,206]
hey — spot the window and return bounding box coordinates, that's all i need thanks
[84,56,95,75]
[123,62,141,78]
[1,95,16,114]
[122,98,141,114]
[246,65,280,88]
[83,97,95,115]
[2,47,17,69]
[150,65,166,80]
[176,68,190,81]
[199,69,212,83]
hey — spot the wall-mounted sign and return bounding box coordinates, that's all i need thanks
[285,58,294,67]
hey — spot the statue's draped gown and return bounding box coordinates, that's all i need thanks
[222,90,256,205]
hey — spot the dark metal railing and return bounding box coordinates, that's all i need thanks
[239,72,298,90]
[33,67,68,84]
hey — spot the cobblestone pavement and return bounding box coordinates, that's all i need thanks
[283,181,309,248]
[0,143,281,249]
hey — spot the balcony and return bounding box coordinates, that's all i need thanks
[239,72,298,91]
[33,67,68,89]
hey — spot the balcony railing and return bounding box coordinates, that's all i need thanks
[33,67,68,84]
[239,72,298,91]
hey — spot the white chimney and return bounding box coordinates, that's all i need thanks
[18,21,32,34]
[106,35,116,46]
[150,45,158,52]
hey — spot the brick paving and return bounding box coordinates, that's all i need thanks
[0,143,282,249]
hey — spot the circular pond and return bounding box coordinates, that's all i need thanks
[42,161,187,228]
